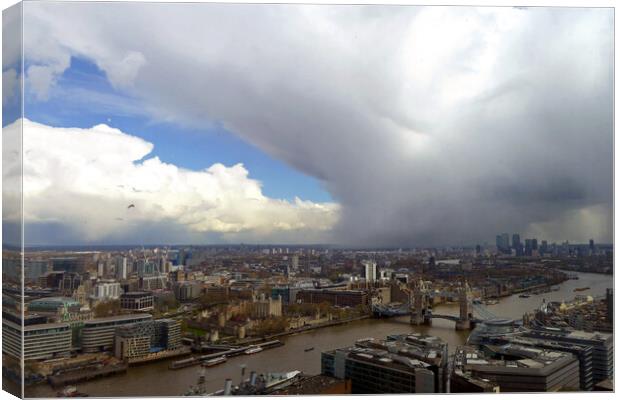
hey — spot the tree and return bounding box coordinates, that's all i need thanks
[93,299,121,317]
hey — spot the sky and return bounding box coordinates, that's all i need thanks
[2,3,614,246]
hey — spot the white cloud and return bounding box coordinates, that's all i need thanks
[3,119,339,243]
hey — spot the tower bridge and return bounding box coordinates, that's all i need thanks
[372,280,497,330]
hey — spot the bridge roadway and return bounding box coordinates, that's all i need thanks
[372,302,495,324]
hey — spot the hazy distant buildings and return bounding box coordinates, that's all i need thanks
[511,234,523,256]
[495,234,510,254]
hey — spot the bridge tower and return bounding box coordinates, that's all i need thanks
[410,279,432,326]
[455,281,474,330]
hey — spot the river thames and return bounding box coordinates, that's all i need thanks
[24,271,612,397]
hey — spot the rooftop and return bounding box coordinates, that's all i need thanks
[83,313,152,324]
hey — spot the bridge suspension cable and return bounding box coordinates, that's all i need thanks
[472,303,498,320]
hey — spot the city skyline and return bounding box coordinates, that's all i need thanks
[3,3,613,247]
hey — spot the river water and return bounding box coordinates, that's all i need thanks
[24,271,612,397]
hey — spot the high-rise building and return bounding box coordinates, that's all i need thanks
[524,239,533,256]
[116,256,128,280]
[496,234,510,254]
[362,260,377,282]
[512,234,521,249]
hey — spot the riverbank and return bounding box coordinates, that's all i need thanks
[48,364,127,388]
[23,271,611,398]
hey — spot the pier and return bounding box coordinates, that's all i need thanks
[170,340,284,370]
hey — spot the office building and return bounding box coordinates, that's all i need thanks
[27,296,82,314]
[523,328,613,385]
[495,335,594,391]
[3,320,72,361]
[450,370,499,393]
[114,319,181,361]
[92,280,121,300]
[496,234,510,254]
[453,344,580,392]
[173,281,202,302]
[116,256,128,280]
[362,260,377,282]
[297,289,368,308]
[383,333,449,393]
[24,260,50,282]
[271,286,300,305]
[140,275,168,291]
[120,291,155,311]
[51,257,86,273]
[321,336,442,393]
[81,314,152,353]
[606,289,613,323]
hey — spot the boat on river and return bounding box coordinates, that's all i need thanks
[57,386,88,397]
[574,287,591,292]
[245,346,263,355]
[203,356,227,367]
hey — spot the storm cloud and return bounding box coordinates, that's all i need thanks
[19,3,613,245]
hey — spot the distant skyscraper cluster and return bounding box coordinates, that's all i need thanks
[494,234,598,257]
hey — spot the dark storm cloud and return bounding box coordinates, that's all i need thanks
[21,4,613,245]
